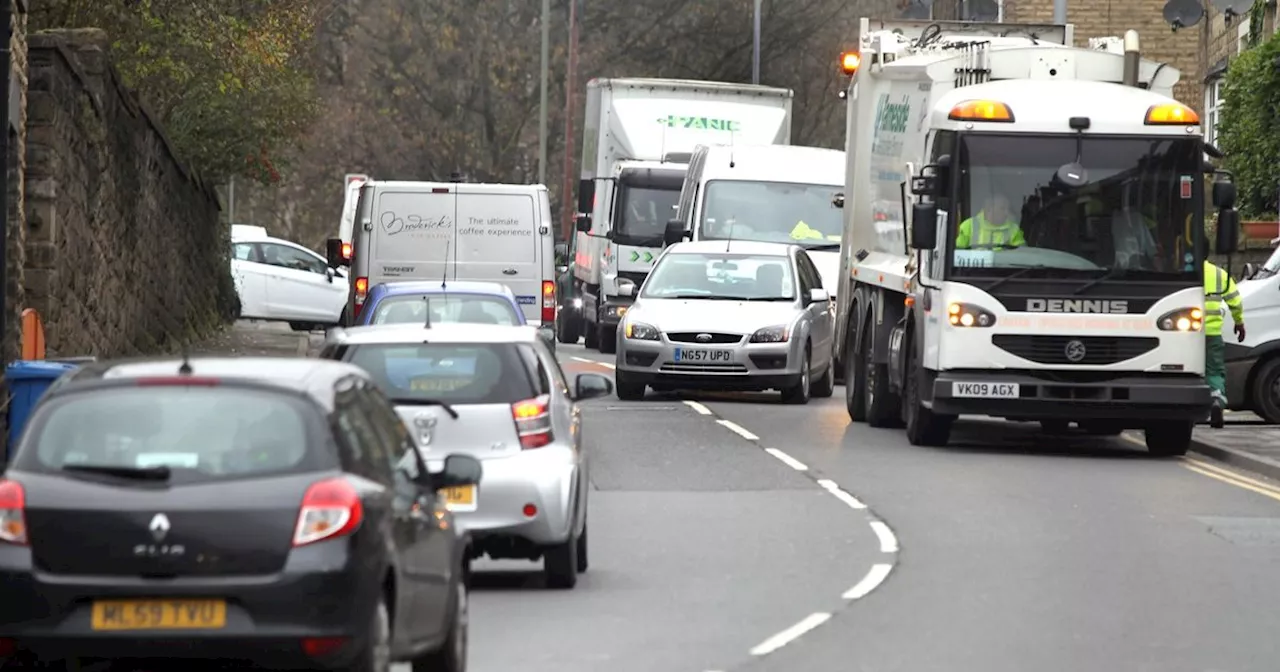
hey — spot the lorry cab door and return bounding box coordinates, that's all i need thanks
[454,188,542,323]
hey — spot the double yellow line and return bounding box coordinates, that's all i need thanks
[1182,458,1280,504]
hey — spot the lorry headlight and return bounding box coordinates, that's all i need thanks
[1157,307,1203,332]
[947,302,996,328]
[750,325,790,343]
[625,321,659,341]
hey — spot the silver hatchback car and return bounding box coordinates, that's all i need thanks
[318,323,613,589]
[614,240,836,403]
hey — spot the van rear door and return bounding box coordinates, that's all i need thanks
[454,188,542,323]
[370,186,457,287]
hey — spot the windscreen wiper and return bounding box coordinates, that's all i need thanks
[983,265,1051,294]
[62,464,171,481]
[1072,268,1128,295]
[390,398,459,419]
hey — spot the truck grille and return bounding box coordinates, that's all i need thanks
[665,332,743,344]
[992,335,1159,366]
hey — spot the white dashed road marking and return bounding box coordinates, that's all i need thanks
[683,400,713,415]
[764,447,808,471]
[869,520,899,553]
[843,563,893,600]
[816,478,867,510]
[748,612,832,656]
[571,356,594,363]
[716,419,759,440]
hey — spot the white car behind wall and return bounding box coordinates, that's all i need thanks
[230,235,350,329]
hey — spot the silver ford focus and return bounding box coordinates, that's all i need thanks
[614,240,836,404]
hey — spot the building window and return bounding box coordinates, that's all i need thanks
[1204,78,1222,146]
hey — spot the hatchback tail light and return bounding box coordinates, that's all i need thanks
[293,478,363,547]
[542,281,556,324]
[512,395,553,449]
[354,277,369,307]
[0,479,28,546]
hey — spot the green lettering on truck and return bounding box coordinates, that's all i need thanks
[656,115,742,132]
[874,93,910,134]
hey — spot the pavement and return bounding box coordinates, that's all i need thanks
[180,321,1280,670]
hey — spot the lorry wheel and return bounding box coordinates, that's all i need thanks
[1251,357,1280,424]
[903,334,952,446]
[583,321,599,349]
[598,325,617,354]
[844,310,867,423]
[862,313,902,428]
[1143,420,1193,457]
[556,312,581,344]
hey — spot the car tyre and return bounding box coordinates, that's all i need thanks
[1251,357,1280,424]
[576,518,589,573]
[543,532,579,589]
[346,595,392,672]
[412,581,467,672]
[289,321,313,332]
[811,353,835,398]
[598,325,617,354]
[1143,420,1193,457]
[903,335,952,447]
[781,348,812,404]
[556,311,581,344]
[615,370,646,401]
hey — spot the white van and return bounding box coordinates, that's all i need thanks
[328,180,556,330]
[666,144,846,295]
[1224,246,1280,422]
[334,173,368,267]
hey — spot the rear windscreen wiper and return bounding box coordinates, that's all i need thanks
[62,464,171,481]
[391,398,459,419]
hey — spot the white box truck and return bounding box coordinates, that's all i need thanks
[560,78,793,352]
[833,18,1241,455]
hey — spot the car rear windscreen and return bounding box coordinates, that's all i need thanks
[16,387,331,482]
[372,295,522,326]
[347,343,537,404]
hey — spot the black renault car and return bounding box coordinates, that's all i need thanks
[0,356,479,672]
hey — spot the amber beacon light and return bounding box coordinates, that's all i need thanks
[839,51,861,75]
[1144,103,1198,125]
[948,100,1015,122]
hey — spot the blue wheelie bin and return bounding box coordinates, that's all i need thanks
[5,360,79,451]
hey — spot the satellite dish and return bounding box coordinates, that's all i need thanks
[967,0,999,20]
[1162,0,1204,29]
[1208,0,1252,15]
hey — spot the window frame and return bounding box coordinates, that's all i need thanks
[1204,78,1223,147]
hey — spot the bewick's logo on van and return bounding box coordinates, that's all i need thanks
[380,211,452,236]
[875,94,910,134]
[656,115,741,131]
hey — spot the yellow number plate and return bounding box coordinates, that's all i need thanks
[91,599,226,631]
[442,485,476,509]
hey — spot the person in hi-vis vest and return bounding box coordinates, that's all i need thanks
[1203,259,1246,428]
[956,193,1025,249]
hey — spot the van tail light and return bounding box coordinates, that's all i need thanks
[340,242,352,261]
[542,281,556,324]
[512,395,553,449]
[354,277,368,307]
[293,478,363,547]
[0,479,28,546]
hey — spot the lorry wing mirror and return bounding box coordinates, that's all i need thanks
[911,202,938,250]
[1212,180,1237,209]
[664,219,685,246]
[910,176,936,196]
[832,192,845,209]
[1215,208,1239,255]
[324,238,343,268]
[575,213,591,233]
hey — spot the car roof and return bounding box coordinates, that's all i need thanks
[329,323,543,345]
[665,240,798,257]
[373,280,516,298]
[55,357,369,410]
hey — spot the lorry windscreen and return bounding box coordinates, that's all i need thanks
[947,134,1201,283]
[699,180,843,248]
[614,185,680,245]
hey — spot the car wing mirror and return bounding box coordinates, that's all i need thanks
[573,372,614,400]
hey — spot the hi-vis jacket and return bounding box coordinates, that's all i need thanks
[1203,260,1244,337]
[956,210,1025,248]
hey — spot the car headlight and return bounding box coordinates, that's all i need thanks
[1156,307,1203,332]
[625,321,659,341]
[947,302,996,328]
[750,325,790,343]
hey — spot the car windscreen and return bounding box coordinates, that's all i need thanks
[640,253,797,301]
[699,180,844,247]
[347,343,538,404]
[15,387,332,483]
[371,294,524,326]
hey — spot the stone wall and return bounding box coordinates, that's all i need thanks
[3,0,27,364]
[22,29,236,358]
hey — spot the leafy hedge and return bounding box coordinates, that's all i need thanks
[1217,12,1280,219]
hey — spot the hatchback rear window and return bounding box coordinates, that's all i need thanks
[16,387,329,482]
[371,294,523,326]
[347,343,537,404]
